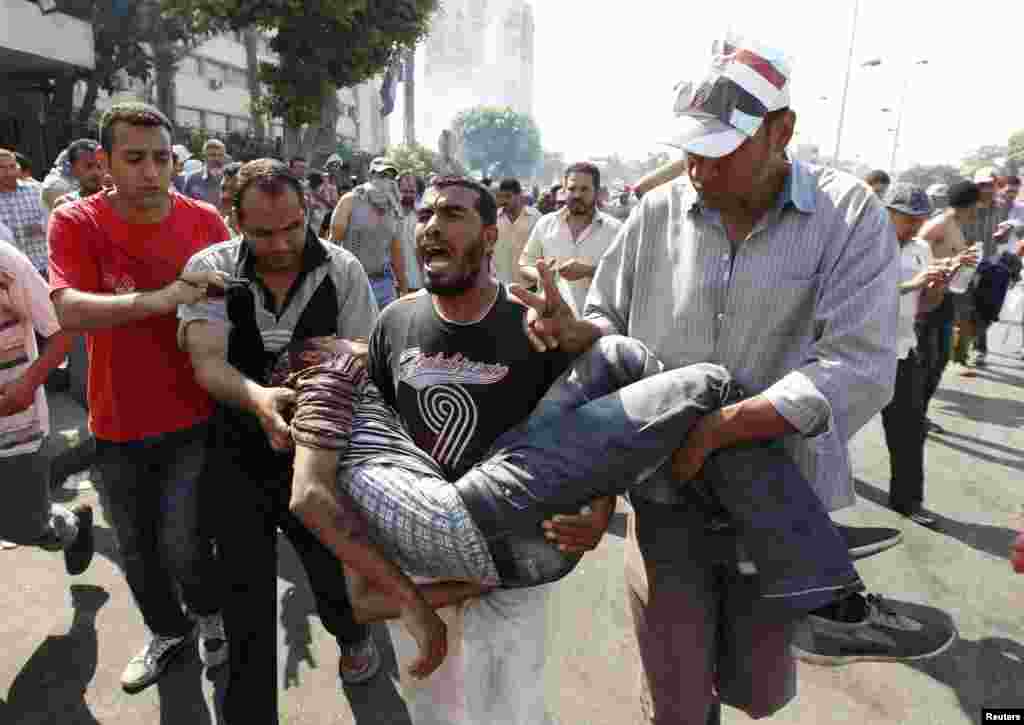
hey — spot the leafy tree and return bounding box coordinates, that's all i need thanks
[897,164,964,189]
[452,106,544,180]
[386,143,443,178]
[44,1,202,148]
[960,144,1009,177]
[1007,129,1024,173]
[162,0,438,159]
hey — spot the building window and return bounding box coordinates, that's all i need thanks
[226,67,247,88]
[177,106,202,128]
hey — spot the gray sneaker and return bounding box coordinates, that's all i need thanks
[121,633,192,693]
[197,613,228,668]
[793,594,957,666]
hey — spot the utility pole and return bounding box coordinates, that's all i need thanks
[403,47,416,146]
[833,0,860,165]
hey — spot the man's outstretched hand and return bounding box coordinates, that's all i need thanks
[542,497,615,554]
[510,259,601,354]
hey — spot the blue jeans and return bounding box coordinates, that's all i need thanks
[94,423,221,637]
[457,336,861,614]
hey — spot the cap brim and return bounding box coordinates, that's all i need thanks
[662,116,746,159]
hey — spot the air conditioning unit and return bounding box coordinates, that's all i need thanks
[208,79,224,91]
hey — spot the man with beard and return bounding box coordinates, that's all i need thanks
[51,140,105,210]
[330,157,409,308]
[333,175,611,724]
[397,173,422,292]
[183,139,228,211]
[519,162,621,316]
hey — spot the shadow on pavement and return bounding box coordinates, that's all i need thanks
[1,585,109,724]
[156,644,219,725]
[931,388,1024,428]
[277,533,411,723]
[907,635,1024,722]
[853,479,1016,561]
[927,429,1024,474]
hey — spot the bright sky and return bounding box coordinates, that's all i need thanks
[525,0,1022,171]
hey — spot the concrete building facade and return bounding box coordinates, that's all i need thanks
[417,0,535,148]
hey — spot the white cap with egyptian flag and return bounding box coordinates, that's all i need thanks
[666,34,792,159]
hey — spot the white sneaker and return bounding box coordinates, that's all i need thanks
[197,613,228,668]
[121,633,191,693]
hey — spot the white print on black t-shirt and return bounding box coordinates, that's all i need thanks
[399,347,509,472]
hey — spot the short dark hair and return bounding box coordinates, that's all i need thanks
[223,161,243,179]
[430,175,497,226]
[234,158,307,223]
[864,169,891,187]
[564,162,601,192]
[307,171,324,190]
[948,180,981,209]
[67,139,100,166]
[14,152,31,173]
[480,176,493,188]
[498,178,522,194]
[99,102,173,154]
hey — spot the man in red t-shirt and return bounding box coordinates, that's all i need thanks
[49,102,231,694]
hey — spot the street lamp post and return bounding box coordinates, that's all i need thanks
[832,0,860,164]
[886,59,928,177]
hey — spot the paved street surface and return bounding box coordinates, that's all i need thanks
[2,324,1022,725]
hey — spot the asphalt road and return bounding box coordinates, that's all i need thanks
[2,324,1022,725]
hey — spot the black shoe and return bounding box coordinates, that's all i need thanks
[793,593,957,665]
[64,504,94,576]
[836,524,903,560]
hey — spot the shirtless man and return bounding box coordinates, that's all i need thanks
[917,181,981,422]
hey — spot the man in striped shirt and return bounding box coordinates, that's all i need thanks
[520,35,953,723]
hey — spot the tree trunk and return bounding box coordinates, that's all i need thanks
[49,73,76,149]
[153,50,177,123]
[284,91,340,164]
[243,29,266,140]
[403,48,415,146]
[76,78,100,127]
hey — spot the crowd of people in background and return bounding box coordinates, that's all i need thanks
[1,31,1024,725]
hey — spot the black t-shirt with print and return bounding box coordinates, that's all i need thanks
[369,285,570,481]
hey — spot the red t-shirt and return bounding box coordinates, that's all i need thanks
[49,191,230,441]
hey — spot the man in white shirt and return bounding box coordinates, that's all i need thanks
[880,184,948,528]
[493,178,540,286]
[519,162,621,315]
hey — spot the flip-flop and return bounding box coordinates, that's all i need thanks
[0,540,19,550]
